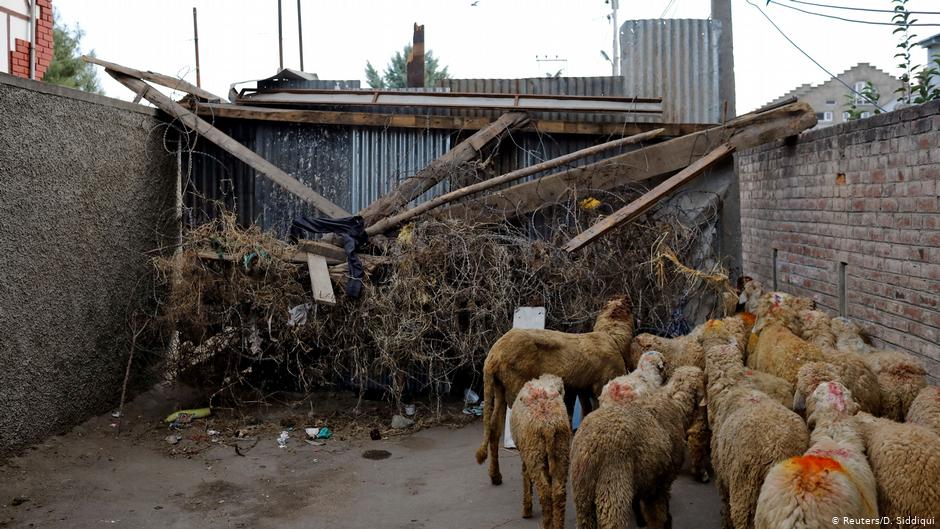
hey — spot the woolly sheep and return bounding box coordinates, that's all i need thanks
[476,297,634,485]
[598,351,666,408]
[906,385,940,437]
[509,374,572,529]
[571,366,705,529]
[748,321,826,385]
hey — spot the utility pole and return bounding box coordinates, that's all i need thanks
[297,0,305,71]
[193,7,201,87]
[611,0,620,76]
[712,0,736,117]
[277,0,284,71]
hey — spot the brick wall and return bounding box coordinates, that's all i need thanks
[8,0,53,80]
[737,101,940,381]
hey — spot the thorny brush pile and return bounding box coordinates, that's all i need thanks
[153,193,733,409]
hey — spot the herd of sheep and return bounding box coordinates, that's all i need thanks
[473,283,939,529]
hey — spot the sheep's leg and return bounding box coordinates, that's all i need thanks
[595,470,631,529]
[729,481,759,529]
[522,460,533,518]
[549,433,568,529]
[715,475,732,529]
[639,490,671,529]
[686,407,711,483]
[489,386,506,485]
[573,475,597,529]
[632,497,647,527]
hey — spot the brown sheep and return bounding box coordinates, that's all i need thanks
[509,374,571,529]
[756,381,878,529]
[854,412,940,525]
[598,351,666,408]
[830,317,927,420]
[571,366,705,529]
[738,279,766,315]
[476,296,634,485]
[906,385,940,436]
[706,343,809,529]
[747,321,826,385]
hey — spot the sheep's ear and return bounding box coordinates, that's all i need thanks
[793,390,807,413]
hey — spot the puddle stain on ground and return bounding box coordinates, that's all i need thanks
[362,449,392,460]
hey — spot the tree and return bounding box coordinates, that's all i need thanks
[843,81,881,121]
[42,16,103,94]
[364,44,451,89]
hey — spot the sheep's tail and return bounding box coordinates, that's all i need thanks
[475,368,498,464]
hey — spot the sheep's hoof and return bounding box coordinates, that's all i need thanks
[522,510,533,519]
[491,473,503,485]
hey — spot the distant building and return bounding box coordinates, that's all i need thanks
[765,63,902,129]
[1,0,54,80]
[917,32,940,91]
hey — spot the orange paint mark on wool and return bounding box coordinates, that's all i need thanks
[740,312,757,327]
[747,333,759,352]
[785,455,845,494]
[608,382,636,404]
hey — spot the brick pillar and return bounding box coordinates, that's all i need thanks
[8,0,54,80]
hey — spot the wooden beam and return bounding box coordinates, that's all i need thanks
[562,144,734,253]
[83,55,223,102]
[307,254,336,304]
[365,128,664,236]
[187,102,711,136]
[105,70,350,218]
[357,111,530,224]
[438,101,817,222]
[296,239,347,264]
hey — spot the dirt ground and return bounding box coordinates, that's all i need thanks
[0,385,722,529]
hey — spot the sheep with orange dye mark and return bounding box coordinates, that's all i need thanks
[509,374,571,529]
[571,366,705,529]
[906,385,940,437]
[854,411,940,525]
[705,343,809,529]
[830,317,927,421]
[756,381,878,529]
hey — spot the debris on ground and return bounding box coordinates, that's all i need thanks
[164,408,211,423]
[391,415,415,429]
[276,431,289,448]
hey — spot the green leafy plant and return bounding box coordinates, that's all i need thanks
[892,0,917,103]
[42,15,103,93]
[844,81,881,120]
[364,44,451,89]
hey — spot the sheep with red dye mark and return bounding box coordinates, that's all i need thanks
[599,351,666,408]
[756,381,878,529]
[509,374,571,529]
[571,366,705,529]
[906,385,940,437]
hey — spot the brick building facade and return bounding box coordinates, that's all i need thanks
[737,101,940,381]
[1,0,53,80]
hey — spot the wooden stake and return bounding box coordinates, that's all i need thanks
[83,55,221,102]
[563,143,734,253]
[307,253,336,304]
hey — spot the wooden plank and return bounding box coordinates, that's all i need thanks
[438,102,817,222]
[83,55,223,102]
[307,253,336,304]
[296,239,347,264]
[562,144,734,253]
[187,102,711,136]
[357,111,530,225]
[105,70,350,218]
[364,128,664,236]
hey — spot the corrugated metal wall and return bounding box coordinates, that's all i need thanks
[620,19,721,124]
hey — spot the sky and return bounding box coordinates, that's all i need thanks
[51,0,940,114]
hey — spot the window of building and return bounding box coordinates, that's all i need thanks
[842,111,850,120]
[826,99,836,105]
[861,111,871,118]
[855,81,870,105]
[823,111,834,121]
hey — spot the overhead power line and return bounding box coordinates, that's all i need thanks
[745,0,887,112]
[781,0,940,16]
[767,0,940,26]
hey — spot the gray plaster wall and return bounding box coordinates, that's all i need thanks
[0,74,178,454]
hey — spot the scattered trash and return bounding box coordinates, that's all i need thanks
[462,404,483,416]
[404,404,416,416]
[277,431,289,448]
[165,434,181,445]
[464,389,480,405]
[369,428,382,440]
[207,430,220,436]
[164,408,211,423]
[304,427,319,439]
[362,449,392,460]
[391,415,414,429]
[111,411,122,418]
[10,496,29,507]
[287,303,313,327]
[304,427,332,440]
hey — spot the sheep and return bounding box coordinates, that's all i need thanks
[571,366,705,529]
[509,374,572,529]
[906,385,940,437]
[706,343,809,529]
[830,317,927,420]
[755,381,878,529]
[747,320,826,385]
[598,351,666,408]
[738,279,766,314]
[797,309,836,349]
[476,296,634,485]
[854,412,940,525]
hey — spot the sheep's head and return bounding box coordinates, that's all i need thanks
[594,296,634,337]
[599,375,639,407]
[536,373,564,395]
[830,317,862,339]
[637,350,666,380]
[807,381,859,427]
[520,374,564,410]
[794,361,843,412]
[739,279,765,308]
[602,295,632,321]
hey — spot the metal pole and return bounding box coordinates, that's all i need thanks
[28,0,36,79]
[277,0,284,71]
[193,7,201,88]
[297,0,304,71]
[611,0,619,76]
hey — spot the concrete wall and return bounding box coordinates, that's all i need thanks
[737,100,940,381]
[0,74,178,454]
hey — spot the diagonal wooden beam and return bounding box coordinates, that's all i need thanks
[438,102,816,222]
[356,111,530,224]
[563,144,734,253]
[106,70,350,218]
[83,55,223,102]
[364,128,664,236]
